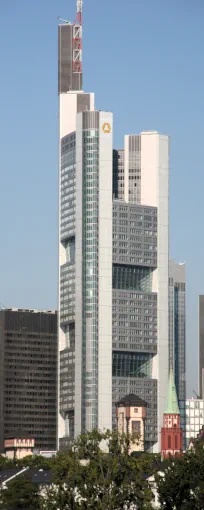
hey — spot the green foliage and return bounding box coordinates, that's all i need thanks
[17,454,52,470]
[42,430,154,509]
[0,476,41,510]
[0,455,14,471]
[156,448,204,509]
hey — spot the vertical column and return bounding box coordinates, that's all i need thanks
[141,132,169,452]
[98,112,113,431]
[75,113,83,437]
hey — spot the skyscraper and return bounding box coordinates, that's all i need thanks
[169,260,186,403]
[199,295,204,398]
[58,1,169,452]
[0,309,57,453]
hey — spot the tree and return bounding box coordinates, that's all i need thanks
[0,476,41,510]
[0,455,14,471]
[156,448,204,509]
[42,430,154,510]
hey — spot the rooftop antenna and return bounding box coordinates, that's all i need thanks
[73,0,83,74]
[57,16,71,24]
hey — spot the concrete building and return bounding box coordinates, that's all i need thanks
[4,431,35,460]
[116,394,147,452]
[199,296,204,398]
[169,260,186,403]
[180,398,204,449]
[0,309,57,452]
[58,3,169,452]
[112,132,169,452]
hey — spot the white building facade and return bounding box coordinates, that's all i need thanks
[58,21,169,452]
[180,398,204,449]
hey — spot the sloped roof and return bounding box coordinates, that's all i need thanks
[116,394,147,408]
[0,468,52,486]
[164,369,180,415]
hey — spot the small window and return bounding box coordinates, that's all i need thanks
[175,435,178,449]
[168,435,171,449]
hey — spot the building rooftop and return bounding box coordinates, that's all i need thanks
[4,308,57,314]
[0,468,52,486]
[116,394,147,408]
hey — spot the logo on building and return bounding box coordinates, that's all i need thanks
[102,122,111,134]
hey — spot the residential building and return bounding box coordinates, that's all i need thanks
[116,394,147,452]
[0,309,57,452]
[4,431,35,460]
[199,295,204,398]
[180,398,204,449]
[169,260,186,403]
[58,1,169,453]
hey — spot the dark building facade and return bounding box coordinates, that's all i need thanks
[0,309,57,453]
[199,296,204,398]
[169,260,186,404]
[58,24,82,93]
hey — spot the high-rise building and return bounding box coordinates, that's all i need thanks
[0,309,57,453]
[58,1,169,452]
[169,260,186,403]
[199,296,204,398]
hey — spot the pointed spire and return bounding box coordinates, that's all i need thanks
[164,368,180,414]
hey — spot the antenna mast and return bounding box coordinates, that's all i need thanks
[73,0,83,74]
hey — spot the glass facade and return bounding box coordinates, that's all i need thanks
[180,399,204,449]
[169,262,186,403]
[113,265,153,292]
[112,352,153,378]
[82,130,99,431]
[60,134,76,241]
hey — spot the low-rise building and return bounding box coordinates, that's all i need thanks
[180,398,204,448]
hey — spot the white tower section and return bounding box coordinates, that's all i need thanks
[58,92,95,446]
[140,132,169,452]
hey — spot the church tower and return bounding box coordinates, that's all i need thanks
[161,369,183,458]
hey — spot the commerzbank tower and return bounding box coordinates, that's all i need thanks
[58,0,169,453]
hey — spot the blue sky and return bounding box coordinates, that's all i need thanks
[0,0,203,395]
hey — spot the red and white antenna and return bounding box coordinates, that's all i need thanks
[73,0,83,74]
[76,0,83,26]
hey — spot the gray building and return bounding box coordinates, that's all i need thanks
[0,309,57,453]
[58,12,169,452]
[169,260,186,403]
[199,296,204,398]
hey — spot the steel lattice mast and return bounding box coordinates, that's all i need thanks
[73,0,83,74]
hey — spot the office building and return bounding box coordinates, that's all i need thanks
[180,398,204,449]
[0,309,57,452]
[58,1,169,452]
[169,260,186,403]
[199,295,204,398]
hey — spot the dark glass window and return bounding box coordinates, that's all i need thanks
[112,352,153,378]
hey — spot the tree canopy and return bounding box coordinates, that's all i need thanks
[42,430,154,509]
[0,476,41,510]
[156,446,204,509]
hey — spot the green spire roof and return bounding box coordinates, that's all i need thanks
[164,368,180,414]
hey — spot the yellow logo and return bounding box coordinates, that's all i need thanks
[102,122,111,134]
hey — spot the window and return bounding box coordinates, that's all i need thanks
[132,421,140,435]
[175,435,178,449]
[168,435,171,449]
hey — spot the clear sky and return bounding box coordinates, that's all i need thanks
[0,0,203,395]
